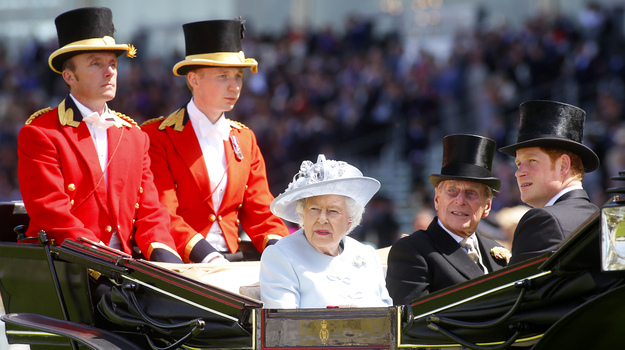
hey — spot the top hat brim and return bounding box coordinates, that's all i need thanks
[270,177,380,224]
[173,53,258,76]
[49,40,132,74]
[499,137,599,173]
[429,174,502,192]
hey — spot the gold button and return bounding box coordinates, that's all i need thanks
[67,183,76,191]
[236,219,240,226]
[105,226,112,233]
[245,185,248,190]
[175,183,178,189]
[217,215,222,221]
[70,199,74,205]
[209,214,216,222]
[139,187,143,194]
[135,203,140,209]
[237,204,242,209]
[237,237,242,243]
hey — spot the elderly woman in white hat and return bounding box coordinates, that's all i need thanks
[260,155,392,308]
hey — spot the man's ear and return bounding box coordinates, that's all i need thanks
[560,153,572,174]
[62,69,75,86]
[187,71,198,89]
[481,198,492,218]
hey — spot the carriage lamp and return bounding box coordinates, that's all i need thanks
[601,171,625,271]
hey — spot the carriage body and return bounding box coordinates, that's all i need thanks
[1,201,624,349]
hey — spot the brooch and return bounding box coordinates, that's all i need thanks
[491,247,511,263]
[352,255,366,268]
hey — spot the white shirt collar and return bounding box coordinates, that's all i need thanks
[437,218,477,244]
[70,94,108,119]
[70,94,131,128]
[544,185,584,207]
[187,99,231,140]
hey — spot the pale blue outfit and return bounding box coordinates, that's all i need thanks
[260,229,392,308]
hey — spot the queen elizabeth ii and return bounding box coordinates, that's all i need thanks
[260,155,392,308]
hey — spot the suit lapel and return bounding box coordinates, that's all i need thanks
[475,234,497,271]
[427,219,485,280]
[166,109,212,201]
[58,98,110,217]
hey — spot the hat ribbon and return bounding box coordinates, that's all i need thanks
[62,36,136,58]
[185,52,258,73]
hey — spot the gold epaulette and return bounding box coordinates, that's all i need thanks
[110,110,138,128]
[25,107,52,125]
[158,108,185,132]
[141,116,165,127]
[228,119,248,130]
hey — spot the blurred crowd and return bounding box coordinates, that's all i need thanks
[1,2,624,248]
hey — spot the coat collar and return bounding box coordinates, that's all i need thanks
[426,218,487,280]
[158,106,248,213]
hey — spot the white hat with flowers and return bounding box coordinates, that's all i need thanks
[270,154,380,224]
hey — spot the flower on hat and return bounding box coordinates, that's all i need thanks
[127,44,137,58]
[490,246,511,263]
[286,155,347,192]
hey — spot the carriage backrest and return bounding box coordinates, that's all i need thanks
[0,201,29,242]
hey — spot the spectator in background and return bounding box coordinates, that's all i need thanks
[3,5,625,237]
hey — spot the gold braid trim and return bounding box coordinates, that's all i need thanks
[109,110,138,128]
[158,108,185,132]
[227,119,248,130]
[263,234,285,250]
[184,234,205,263]
[146,242,181,261]
[141,116,165,127]
[58,99,80,127]
[25,107,52,125]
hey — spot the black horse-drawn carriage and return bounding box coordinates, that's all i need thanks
[1,194,624,349]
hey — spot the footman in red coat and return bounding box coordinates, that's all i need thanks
[17,7,182,263]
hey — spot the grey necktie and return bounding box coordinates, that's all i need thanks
[461,236,487,273]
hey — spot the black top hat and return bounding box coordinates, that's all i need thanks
[173,19,258,76]
[48,7,135,74]
[499,100,599,172]
[430,134,501,191]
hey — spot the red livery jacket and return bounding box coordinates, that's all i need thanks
[17,97,180,262]
[141,107,288,263]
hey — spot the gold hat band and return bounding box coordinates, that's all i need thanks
[174,51,258,75]
[48,36,134,73]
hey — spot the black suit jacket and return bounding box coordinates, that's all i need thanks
[386,217,508,305]
[509,189,598,265]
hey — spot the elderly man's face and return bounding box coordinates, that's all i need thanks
[434,180,492,238]
[302,195,351,256]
